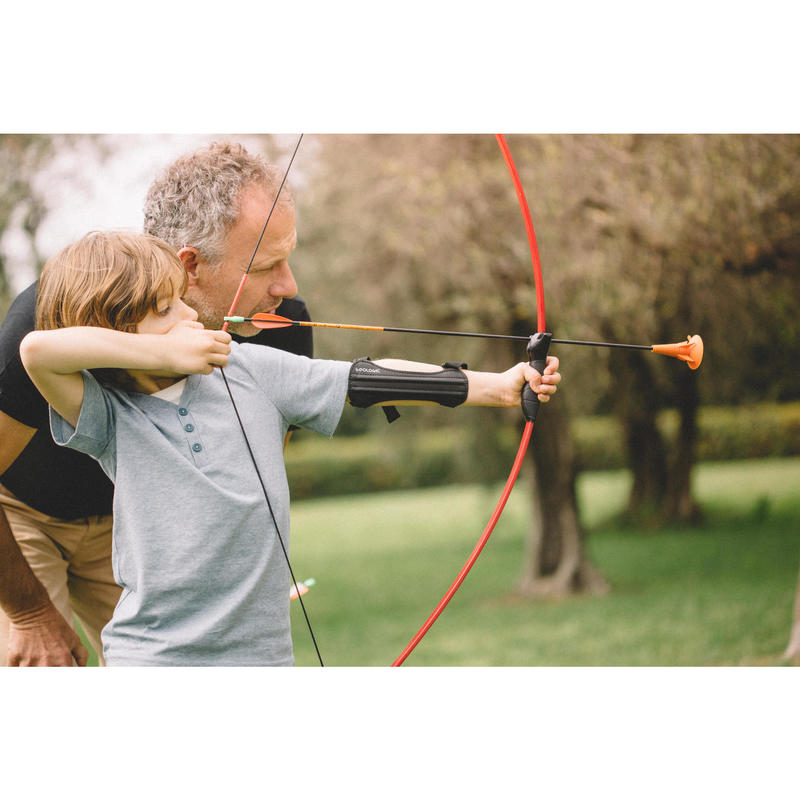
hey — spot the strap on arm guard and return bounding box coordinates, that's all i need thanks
[348,358,469,422]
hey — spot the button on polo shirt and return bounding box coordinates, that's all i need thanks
[139,381,206,461]
[172,405,206,463]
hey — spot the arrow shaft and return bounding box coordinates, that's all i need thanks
[551,338,652,351]
[228,316,660,350]
[227,316,530,341]
[329,322,529,341]
[382,326,526,342]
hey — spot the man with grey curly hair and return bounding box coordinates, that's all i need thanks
[144,141,305,338]
[0,140,313,665]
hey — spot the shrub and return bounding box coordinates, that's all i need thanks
[285,402,800,499]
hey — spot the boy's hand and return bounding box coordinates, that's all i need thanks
[506,355,561,405]
[162,321,232,375]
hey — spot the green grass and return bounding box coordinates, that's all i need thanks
[75,457,800,666]
[74,619,99,666]
[288,457,800,666]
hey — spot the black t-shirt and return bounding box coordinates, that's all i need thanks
[0,282,314,519]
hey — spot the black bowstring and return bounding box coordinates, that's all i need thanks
[219,134,324,666]
[244,135,304,274]
[220,369,324,665]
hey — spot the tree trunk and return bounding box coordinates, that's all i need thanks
[663,364,703,523]
[783,567,800,664]
[613,349,669,526]
[516,398,609,598]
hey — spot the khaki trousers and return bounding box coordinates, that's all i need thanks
[0,483,120,666]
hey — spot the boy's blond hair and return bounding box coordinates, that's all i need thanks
[36,231,188,332]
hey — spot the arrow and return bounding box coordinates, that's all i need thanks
[226,312,529,341]
[225,313,704,369]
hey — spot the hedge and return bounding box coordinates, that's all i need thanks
[285,402,800,500]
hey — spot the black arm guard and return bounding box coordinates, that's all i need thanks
[348,358,469,409]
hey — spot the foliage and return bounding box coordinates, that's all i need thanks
[0,135,55,314]
[286,402,800,499]
[0,135,111,317]
[293,134,800,527]
[296,134,800,414]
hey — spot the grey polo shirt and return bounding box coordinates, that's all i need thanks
[51,342,350,666]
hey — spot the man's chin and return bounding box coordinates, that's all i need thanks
[225,321,260,338]
[186,298,228,333]
[190,303,262,336]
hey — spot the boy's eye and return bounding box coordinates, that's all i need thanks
[157,306,171,317]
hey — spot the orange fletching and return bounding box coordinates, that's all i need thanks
[652,335,704,369]
[250,312,294,329]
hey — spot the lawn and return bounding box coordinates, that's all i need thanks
[76,457,800,666]
[288,457,800,666]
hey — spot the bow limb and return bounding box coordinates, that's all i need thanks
[392,134,547,666]
[496,134,547,334]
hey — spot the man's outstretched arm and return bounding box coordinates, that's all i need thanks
[0,410,87,666]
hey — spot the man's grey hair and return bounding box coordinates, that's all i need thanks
[143,141,293,266]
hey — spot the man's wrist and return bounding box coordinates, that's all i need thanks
[0,510,56,623]
[3,581,57,625]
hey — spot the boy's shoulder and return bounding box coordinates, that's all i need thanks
[231,339,305,368]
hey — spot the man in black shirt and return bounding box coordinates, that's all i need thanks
[0,141,313,665]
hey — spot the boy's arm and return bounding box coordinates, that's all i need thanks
[370,357,561,407]
[20,322,231,426]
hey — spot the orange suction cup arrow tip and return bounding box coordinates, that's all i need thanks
[652,334,704,369]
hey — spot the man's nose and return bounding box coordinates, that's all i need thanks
[268,261,298,300]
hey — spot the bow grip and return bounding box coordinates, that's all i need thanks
[521,332,552,422]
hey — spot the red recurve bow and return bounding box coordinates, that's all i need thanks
[392,134,549,666]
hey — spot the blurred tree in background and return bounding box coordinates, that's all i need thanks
[295,134,800,595]
[0,135,110,316]
[0,135,55,316]
[3,134,799,600]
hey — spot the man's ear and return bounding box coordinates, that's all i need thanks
[177,247,201,285]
